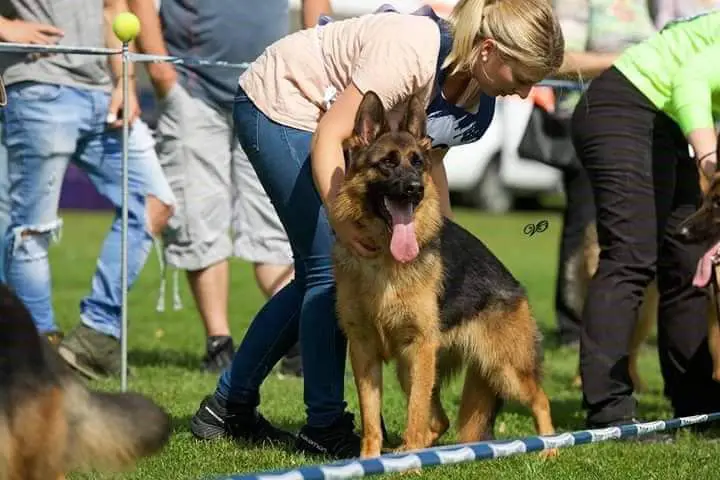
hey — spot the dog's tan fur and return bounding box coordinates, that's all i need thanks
[0,283,171,480]
[678,172,720,381]
[330,92,555,458]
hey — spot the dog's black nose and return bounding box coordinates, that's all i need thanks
[405,181,424,197]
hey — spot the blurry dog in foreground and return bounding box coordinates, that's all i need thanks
[0,283,171,480]
[569,222,657,392]
[678,172,720,381]
[329,91,555,459]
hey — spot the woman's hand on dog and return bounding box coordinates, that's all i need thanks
[700,154,718,180]
[333,217,379,258]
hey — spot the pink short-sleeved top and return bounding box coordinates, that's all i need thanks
[238,13,442,133]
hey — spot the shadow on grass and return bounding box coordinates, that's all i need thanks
[129,348,201,370]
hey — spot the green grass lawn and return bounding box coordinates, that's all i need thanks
[51,208,717,480]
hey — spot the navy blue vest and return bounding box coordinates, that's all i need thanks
[319,5,495,148]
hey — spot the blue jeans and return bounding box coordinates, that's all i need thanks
[1,81,162,338]
[217,88,348,428]
[0,116,9,283]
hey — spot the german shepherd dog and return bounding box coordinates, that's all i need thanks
[329,92,556,459]
[0,283,171,480]
[677,172,720,382]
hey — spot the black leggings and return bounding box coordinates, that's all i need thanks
[572,67,720,424]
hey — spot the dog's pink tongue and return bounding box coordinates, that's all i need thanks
[693,240,720,288]
[385,198,419,263]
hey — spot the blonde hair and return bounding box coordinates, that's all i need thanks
[444,0,565,82]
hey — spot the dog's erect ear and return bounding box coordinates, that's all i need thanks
[353,91,388,145]
[401,95,426,139]
[401,95,431,150]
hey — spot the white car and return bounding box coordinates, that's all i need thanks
[289,0,564,213]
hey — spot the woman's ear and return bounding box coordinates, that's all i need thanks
[478,38,496,64]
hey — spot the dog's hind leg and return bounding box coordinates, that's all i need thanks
[496,366,557,457]
[629,281,657,393]
[428,388,450,445]
[348,342,384,458]
[396,358,449,446]
[456,367,501,443]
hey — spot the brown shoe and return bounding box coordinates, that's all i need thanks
[57,324,123,380]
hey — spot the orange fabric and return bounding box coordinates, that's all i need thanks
[529,86,556,113]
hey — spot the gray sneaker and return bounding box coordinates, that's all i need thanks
[57,324,123,380]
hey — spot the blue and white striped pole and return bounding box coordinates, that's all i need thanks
[216,413,720,480]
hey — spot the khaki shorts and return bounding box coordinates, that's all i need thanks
[156,83,292,270]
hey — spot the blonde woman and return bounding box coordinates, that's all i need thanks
[190,0,564,459]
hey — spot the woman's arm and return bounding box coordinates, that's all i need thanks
[671,44,720,138]
[429,148,454,219]
[670,44,720,179]
[312,16,437,254]
[551,0,619,80]
[666,44,720,190]
[311,82,383,257]
[311,83,363,209]
[687,128,717,193]
[301,0,332,28]
[555,51,620,79]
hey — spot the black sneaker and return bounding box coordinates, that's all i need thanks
[295,412,361,459]
[201,336,234,373]
[586,417,675,444]
[190,395,296,446]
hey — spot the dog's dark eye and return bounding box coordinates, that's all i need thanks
[410,153,424,169]
[714,197,720,209]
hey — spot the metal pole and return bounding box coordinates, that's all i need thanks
[120,41,130,392]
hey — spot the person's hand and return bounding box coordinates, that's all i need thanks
[332,217,379,258]
[0,19,63,45]
[698,152,717,180]
[106,80,141,129]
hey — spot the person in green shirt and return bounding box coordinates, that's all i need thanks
[572,10,720,431]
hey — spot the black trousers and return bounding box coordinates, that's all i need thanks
[554,155,597,345]
[572,67,720,425]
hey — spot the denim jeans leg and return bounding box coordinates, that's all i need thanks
[217,92,348,427]
[0,115,9,283]
[75,90,153,339]
[1,82,81,334]
[217,280,303,406]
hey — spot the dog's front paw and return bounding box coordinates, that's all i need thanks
[360,435,383,458]
[539,448,559,459]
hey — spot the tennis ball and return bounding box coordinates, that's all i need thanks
[112,12,140,43]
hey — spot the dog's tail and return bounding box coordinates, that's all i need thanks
[62,379,171,472]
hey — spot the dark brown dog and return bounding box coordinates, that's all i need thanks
[329,91,556,459]
[678,172,720,381]
[0,283,171,480]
